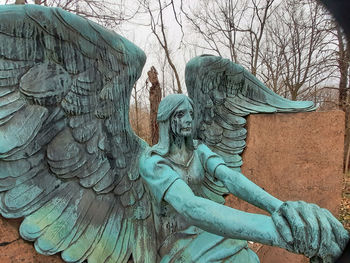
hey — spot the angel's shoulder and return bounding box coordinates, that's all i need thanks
[140,153,165,165]
[139,151,171,174]
[195,141,216,157]
[195,142,226,174]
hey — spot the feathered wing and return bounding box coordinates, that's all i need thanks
[186,55,315,200]
[0,5,156,263]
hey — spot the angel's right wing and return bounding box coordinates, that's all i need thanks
[186,55,315,202]
[0,5,156,263]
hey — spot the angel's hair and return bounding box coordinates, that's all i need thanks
[149,94,194,156]
[156,94,194,122]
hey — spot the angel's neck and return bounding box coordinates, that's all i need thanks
[171,134,186,150]
[168,134,192,164]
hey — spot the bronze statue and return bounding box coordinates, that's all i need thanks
[0,4,347,263]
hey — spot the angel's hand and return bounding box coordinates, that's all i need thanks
[272,201,349,260]
[272,201,318,257]
[318,208,349,259]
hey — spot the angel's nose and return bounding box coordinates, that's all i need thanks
[184,112,192,123]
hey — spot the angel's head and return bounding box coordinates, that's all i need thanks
[157,94,194,138]
[150,94,195,156]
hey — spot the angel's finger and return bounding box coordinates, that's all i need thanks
[321,208,349,250]
[280,204,307,253]
[272,211,293,245]
[317,240,342,261]
[316,210,333,258]
[298,204,319,257]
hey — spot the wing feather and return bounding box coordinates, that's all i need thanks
[33,186,87,254]
[0,105,48,160]
[131,218,158,263]
[80,161,110,188]
[0,166,61,218]
[106,219,132,263]
[19,182,76,239]
[88,204,123,263]
[61,195,113,262]
[52,189,98,253]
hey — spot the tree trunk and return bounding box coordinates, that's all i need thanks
[344,76,350,173]
[336,26,350,171]
[290,88,298,101]
[338,53,348,112]
[148,66,162,146]
[133,84,140,135]
[345,106,350,174]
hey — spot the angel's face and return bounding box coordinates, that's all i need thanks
[171,100,194,137]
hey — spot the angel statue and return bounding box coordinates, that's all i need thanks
[0,4,348,263]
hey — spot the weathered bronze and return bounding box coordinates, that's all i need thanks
[0,4,348,263]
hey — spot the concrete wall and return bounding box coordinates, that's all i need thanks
[0,110,345,263]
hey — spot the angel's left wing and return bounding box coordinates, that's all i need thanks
[185,55,315,202]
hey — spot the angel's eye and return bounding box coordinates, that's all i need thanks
[176,111,184,118]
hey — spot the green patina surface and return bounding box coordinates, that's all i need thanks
[0,4,348,263]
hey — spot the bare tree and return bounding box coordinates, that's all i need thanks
[140,0,183,94]
[152,43,177,97]
[131,83,141,135]
[332,23,350,172]
[182,0,337,101]
[181,0,277,76]
[130,81,152,144]
[239,0,277,76]
[180,0,244,63]
[260,0,335,100]
[335,25,350,112]
[12,0,138,28]
[259,29,288,96]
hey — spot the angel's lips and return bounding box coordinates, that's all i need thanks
[181,127,192,132]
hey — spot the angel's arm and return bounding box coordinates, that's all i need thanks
[197,143,283,214]
[213,159,348,260]
[140,153,286,248]
[199,144,348,259]
[214,164,283,214]
[164,178,288,249]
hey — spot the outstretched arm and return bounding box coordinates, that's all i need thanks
[214,164,283,214]
[213,163,349,260]
[164,178,289,249]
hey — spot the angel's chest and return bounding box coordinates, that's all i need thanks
[170,153,205,185]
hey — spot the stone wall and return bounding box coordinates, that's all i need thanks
[0,110,345,263]
[0,216,62,263]
[226,110,345,263]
